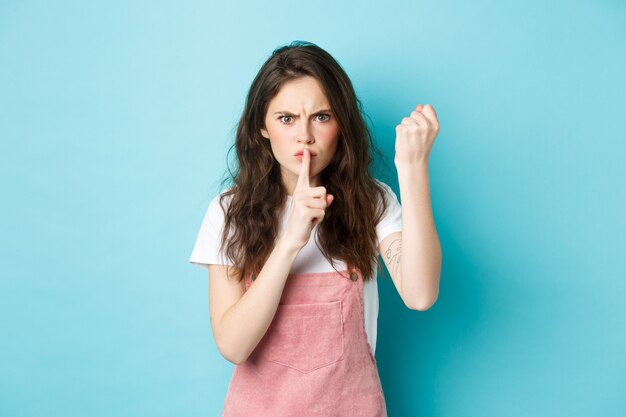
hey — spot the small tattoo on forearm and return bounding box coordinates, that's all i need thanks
[384,238,402,279]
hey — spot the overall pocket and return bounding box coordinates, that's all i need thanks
[267,300,344,374]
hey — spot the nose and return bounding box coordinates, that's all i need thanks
[296,122,314,144]
[297,135,313,145]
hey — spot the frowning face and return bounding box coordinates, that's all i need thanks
[260,75,340,195]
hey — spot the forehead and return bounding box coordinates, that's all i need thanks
[268,76,330,109]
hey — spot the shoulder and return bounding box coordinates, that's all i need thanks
[209,187,235,212]
[189,187,237,267]
[373,178,395,193]
[373,179,400,206]
[373,178,402,239]
[201,188,235,229]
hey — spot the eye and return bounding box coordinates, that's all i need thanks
[316,113,331,122]
[278,115,293,124]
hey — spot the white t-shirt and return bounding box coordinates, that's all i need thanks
[188,179,402,356]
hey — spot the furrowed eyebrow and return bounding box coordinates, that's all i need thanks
[273,109,332,115]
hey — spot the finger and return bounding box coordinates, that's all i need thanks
[410,110,425,120]
[400,116,418,126]
[296,147,311,189]
[303,196,330,209]
[311,208,325,224]
[302,186,327,199]
[420,104,439,127]
[408,109,431,128]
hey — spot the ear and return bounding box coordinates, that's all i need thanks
[260,128,269,139]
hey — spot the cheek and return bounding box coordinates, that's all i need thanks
[267,130,289,148]
[318,123,339,141]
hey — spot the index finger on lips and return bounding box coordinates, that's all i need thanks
[296,147,310,189]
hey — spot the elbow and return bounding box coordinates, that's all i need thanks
[218,345,248,365]
[410,300,435,311]
[219,348,243,365]
[226,354,247,366]
[215,336,249,365]
[407,293,439,312]
[407,274,441,311]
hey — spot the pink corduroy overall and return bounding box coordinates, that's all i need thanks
[221,268,387,417]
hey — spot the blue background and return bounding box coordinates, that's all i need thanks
[1,0,625,416]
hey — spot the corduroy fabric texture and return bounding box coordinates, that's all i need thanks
[221,269,387,416]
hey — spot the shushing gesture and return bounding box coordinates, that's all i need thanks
[281,148,334,251]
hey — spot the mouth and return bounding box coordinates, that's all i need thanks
[294,151,317,157]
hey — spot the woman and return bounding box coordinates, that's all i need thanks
[189,40,442,416]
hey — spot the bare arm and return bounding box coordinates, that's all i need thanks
[210,238,300,365]
[211,147,331,365]
[377,164,442,312]
[396,164,441,310]
[391,103,442,311]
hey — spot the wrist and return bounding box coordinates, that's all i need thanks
[395,161,429,176]
[276,237,304,256]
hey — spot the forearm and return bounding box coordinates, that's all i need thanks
[217,239,300,364]
[396,162,442,310]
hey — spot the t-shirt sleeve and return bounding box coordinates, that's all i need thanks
[375,180,403,249]
[188,193,234,270]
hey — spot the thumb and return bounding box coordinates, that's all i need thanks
[326,194,334,206]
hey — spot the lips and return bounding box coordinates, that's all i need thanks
[294,150,317,157]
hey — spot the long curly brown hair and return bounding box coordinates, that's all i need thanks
[217,40,392,283]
